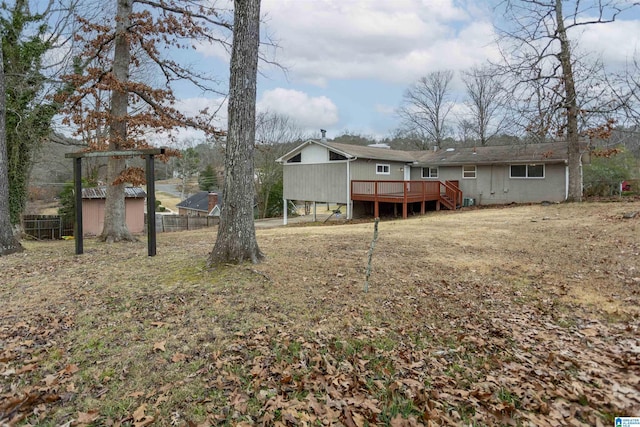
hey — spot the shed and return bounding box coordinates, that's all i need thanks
[81,187,147,236]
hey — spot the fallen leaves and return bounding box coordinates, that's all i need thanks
[1,201,639,425]
[0,315,77,425]
[132,404,155,427]
[153,341,166,352]
[76,409,99,425]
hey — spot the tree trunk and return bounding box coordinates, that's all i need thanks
[101,0,135,242]
[0,43,24,256]
[208,0,263,265]
[555,0,582,202]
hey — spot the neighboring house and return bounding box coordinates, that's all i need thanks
[176,192,221,217]
[276,139,584,222]
[81,187,146,236]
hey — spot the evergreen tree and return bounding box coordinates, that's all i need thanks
[199,164,218,192]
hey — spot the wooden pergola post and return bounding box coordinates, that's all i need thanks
[65,148,166,256]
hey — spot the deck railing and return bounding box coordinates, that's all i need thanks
[441,180,463,208]
[351,180,462,210]
[351,180,441,199]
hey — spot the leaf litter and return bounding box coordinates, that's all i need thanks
[0,201,638,425]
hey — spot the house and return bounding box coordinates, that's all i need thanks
[276,139,583,222]
[81,187,146,236]
[176,192,221,217]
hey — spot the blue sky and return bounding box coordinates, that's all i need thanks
[152,0,640,142]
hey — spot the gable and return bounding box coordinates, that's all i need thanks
[277,139,355,164]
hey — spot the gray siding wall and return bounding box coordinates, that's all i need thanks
[412,163,567,204]
[350,159,406,181]
[283,163,348,203]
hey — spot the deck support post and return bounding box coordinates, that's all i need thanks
[403,182,408,219]
[374,201,379,218]
[313,201,316,222]
[283,198,288,225]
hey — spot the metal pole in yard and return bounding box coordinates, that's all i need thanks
[145,154,157,257]
[364,217,380,293]
[73,157,83,254]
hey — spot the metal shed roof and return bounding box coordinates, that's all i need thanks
[81,187,147,199]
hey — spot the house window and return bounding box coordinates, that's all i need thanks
[510,164,545,179]
[421,167,438,178]
[287,153,301,163]
[462,165,476,179]
[376,164,390,175]
[329,151,347,161]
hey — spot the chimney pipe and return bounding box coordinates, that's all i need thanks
[320,129,327,142]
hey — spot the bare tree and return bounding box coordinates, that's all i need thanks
[397,70,454,150]
[612,56,640,128]
[255,111,305,218]
[461,65,508,146]
[208,0,263,265]
[174,146,201,200]
[495,0,637,202]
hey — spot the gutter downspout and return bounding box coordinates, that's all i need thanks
[346,157,357,219]
[283,198,288,225]
[565,161,569,201]
[346,159,351,219]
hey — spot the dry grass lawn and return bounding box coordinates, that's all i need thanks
[1,201,639,426]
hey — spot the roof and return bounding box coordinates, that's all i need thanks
[277,139,570,166]
[276,139,416,163]
[328,142,417,162]
[415,142,570,166]
[176,191,221,214]
[82,187,146,199]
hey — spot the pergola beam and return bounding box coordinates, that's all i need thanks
[64,148,165,159]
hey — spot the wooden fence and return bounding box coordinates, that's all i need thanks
[151,214,218,233]
[22,214,217,239]
[22,215,74,240]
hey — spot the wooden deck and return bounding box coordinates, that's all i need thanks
[351,180,462,218]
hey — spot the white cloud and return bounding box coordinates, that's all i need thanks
[572,19,640,67]
[146,96,228,146]
[374,103,395,115]
[258,0,498,85]
[257,88,339,130]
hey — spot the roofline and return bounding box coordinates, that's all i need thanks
[177,206,208,212]
[276,139,356,163]
[415,159,568,167]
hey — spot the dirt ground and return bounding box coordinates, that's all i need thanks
[1,201,639,426]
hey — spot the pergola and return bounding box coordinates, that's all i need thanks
[64,148,166,256]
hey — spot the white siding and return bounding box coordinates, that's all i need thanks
[412,163,567,205]
[301,144,329,164]
[283,163,348,203]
